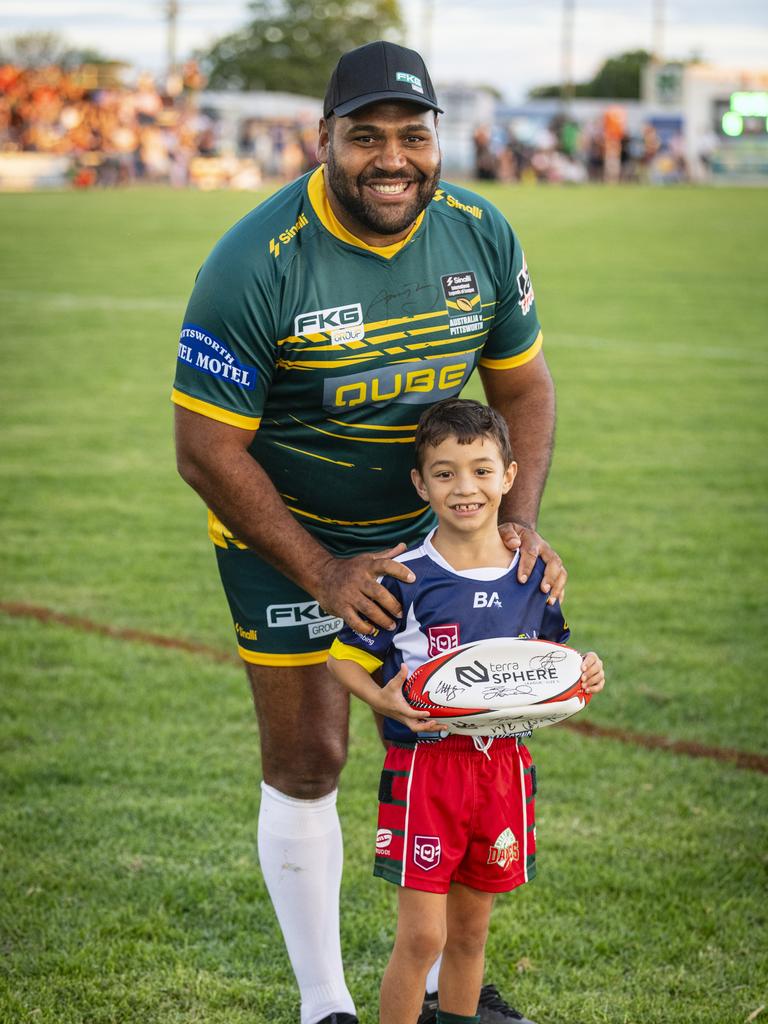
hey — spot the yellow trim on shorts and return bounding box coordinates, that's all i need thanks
[478,330,543,370]
[328,638,384,673]
[171,388,262,431]
[208,509,248,550]
[238,645,332,667]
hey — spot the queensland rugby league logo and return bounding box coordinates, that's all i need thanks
[427,624,460,658]
[413,835,441,871]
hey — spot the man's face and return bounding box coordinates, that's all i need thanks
[318,102,441,242]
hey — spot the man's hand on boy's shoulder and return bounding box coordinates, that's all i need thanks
[499,522,567,605]
[314,543,417,635]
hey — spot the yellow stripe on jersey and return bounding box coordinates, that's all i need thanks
[328,638,384,673]
[403,333,486,352]
[289,414,415,444]
[272,440,355,467]
[478,330,543,370]
[326,419,417,431]
[307,167,424,258]
[285,502,429,527]
[208,509,248,550]
[276,353,382,370]
[238,646,332,667]
[171,388,262,431]
[277,337,485,371]
[365,309,447,333]
[389,343,485,364]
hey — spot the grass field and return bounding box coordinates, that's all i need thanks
[1,182,767,1024]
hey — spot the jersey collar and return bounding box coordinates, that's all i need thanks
[423,528,521,581]
[307,165,425,259]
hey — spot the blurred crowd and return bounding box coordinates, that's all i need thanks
[1,63,689,189]
[0,63,319,188]
[473,109,688,185]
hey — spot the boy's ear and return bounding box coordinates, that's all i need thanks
[502,461,518,494]
[411,467,429,501]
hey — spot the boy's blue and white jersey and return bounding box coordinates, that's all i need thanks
[329,529,570,743]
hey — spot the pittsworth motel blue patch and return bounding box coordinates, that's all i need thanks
[177,324,257,390]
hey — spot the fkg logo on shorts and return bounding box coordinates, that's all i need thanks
[413,835,441,871]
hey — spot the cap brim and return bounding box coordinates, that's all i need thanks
[330,91,443,117]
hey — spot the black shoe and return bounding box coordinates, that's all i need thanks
[418,990,439,1024]
[477,985,537,1024]
[313,1015,359,1024]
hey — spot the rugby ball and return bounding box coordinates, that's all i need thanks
[403,637,589,738]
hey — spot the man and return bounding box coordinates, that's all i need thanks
[173,40,565,1024]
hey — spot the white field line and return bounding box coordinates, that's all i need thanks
[550,332,768,366]
[0,290,183,312]
[1,290,765,365]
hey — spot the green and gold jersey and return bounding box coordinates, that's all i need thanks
[172,167,542,554]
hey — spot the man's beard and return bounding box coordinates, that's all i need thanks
[326,149,441,238]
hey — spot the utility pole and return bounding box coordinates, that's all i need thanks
[421,0,434,68]
[166,0,179,77]
[561,0,575,112]
[652,0,665,62]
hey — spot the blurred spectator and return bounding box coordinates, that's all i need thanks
[473,125,497,180]
[476,109,687,187]
[0,62,320,189]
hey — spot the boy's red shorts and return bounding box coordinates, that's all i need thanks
[374,735,537,894]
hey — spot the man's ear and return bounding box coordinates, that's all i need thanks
[317,117,330,163]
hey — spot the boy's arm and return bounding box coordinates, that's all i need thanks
[327,656,441,733]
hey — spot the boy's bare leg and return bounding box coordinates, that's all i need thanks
[438,884,495,1015]
[380,889,447,1024]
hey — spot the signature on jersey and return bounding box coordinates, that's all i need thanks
[365,281,441,320]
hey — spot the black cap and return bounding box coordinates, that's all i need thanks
[323,41,442,119]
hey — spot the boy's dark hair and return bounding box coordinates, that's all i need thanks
[414,398,514,470]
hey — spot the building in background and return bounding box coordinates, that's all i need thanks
[678,65,768,183]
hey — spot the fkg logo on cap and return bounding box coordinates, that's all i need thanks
[396,71,424,94]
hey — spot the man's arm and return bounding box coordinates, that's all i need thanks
[174,405,414,633]
[479,351,567,601]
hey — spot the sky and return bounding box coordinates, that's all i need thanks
[2,0,767,101]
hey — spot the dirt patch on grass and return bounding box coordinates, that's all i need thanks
[3,600,767,775]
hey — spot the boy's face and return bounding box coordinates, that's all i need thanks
[411,434,517,535]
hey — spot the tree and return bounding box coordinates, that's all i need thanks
[0,32,113,69]
[529,49,655,100]
[198,0,403,95]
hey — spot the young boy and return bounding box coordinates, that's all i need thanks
[327,398,605,1024]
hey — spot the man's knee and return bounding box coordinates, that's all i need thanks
[245,661,350,798]
[262,734,348,798]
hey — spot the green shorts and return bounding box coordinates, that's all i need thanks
[210,508,436,667]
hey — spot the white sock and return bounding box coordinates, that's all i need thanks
[257,782,356,1024]
[425,953,442,996]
